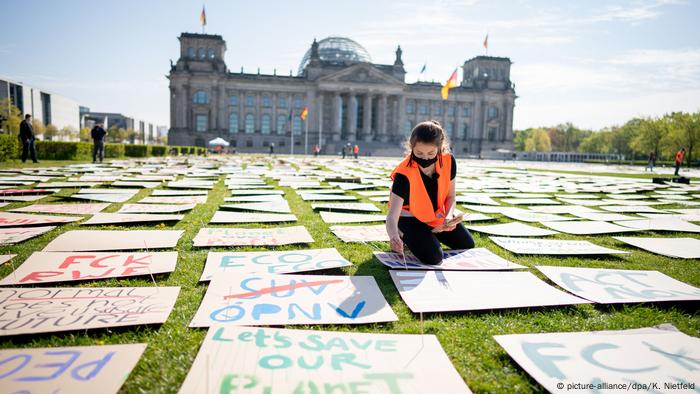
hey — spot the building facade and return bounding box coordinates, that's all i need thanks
[1,76,80,131]
[168,33,516,156]
[80,109,164,144]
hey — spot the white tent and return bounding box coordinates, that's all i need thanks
[208,137,230,147]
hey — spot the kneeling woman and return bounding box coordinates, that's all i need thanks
[386,120,475,264]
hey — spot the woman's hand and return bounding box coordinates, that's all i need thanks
[387,228,404,254]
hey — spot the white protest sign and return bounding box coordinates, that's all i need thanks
[494,327,700,394]
[81,213,184,226]
[374,248,525,270]
[0,251,177,285]
[536,266,700,304]
[179,326,472,394]
[390,270,589,313]
[0,286,180,336]
[200,248,352,281]
[613,236,700,259]
[0,226,56,245]
[139,196,208,204]
[43,230,184,251]
[0,343,147,394]
[118,203,196,213]
[539,221,639,235]
[209,211,297,224]
[10,203,110,215]
[490,237,629,255]
[193,226,313,247]
[330,224,390,242]
[70,193,134,203]
[614,218,700,233]
[311,202,380,212]
[190,274,397,327]
[0,212,82,227]
[319,211,385,223]
[220,201,291,213]
[465,222,559,237]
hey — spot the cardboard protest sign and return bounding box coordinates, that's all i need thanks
[0,226,56,245]
[193,226,313,247]
[528,205,600,214]
[319,211,385,224]
[43,230,184,251]
[139,196,208,204]
[465,222,559,237]
[614,217,700,233]
[220,201,291,213]
[494,326,700,394]
[0,212,82,227]
[0,286,180,336]
[151,189,208,196]
[81,213,184,226]
[311,202,381,212]
[0,195,50,202]
[118,203,196,214]
[390,270,589,313]
[330,224,390,242]
[0,251,178,285]
[111,181,161,188]
[209,211,297,223]
[10,203,110,215]
[501,198,560,205]
[0,188,54,195]
[0,343,147,394]
[500,210,574,223]
[571,211,640,221]
[374,248,526,270]
[613,236,700,259]
[598,205,667,213]
[229,189,283,195]
[223,194,285,203]
[540,220,639,235]
[179,326,472,394]
[190,274,397,327]
[300,193,357,201]
[0,254,16,266]
[200,248,351,280]
[536,266,700,304]
[490,237,629,255]
[70,193,134,203]
[456,194,500,206]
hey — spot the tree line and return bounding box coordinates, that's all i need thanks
[515,111,699,165]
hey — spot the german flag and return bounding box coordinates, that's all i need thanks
[300,106,309,121]
[200,5,206,27]
[440,69,458,100]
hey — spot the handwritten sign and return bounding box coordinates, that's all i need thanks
[374,248,526,270]
[0,212,82,227]
[0,343,146,394]
[536,266,700,304]
[490,237,629,255]
[118,203,196,214]
[0,286,180,336]
[81,213,184,226]
[193,226,313,247]
[10,203,110,215]
[330,224,389,242]
[0,226,56,245]
[465,222,559,237]
[311,202,381,212]
[43,230,184,251]
[190,274,397,327]
[209,211,297,224]
[390,270,589,313]
[201,248,352,281]
[220,201,291,213]
[494,326,700,394]
[319,211,385,224]
[139,196,208,204]
[179,326,472,394]
[613,236,700,259]
[0,252,177,285]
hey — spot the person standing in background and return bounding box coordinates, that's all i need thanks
[91,123,107,163]
[18,114,38,163]
[674,147,685,176]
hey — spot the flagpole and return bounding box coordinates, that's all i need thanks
[290,115,294,156]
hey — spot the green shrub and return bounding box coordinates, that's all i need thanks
[151,146,167,156]
[124,144,150,157]
[35,141,92,160]
[104,143,125,158]
[0,134,20,161]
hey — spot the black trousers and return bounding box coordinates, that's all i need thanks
[398,216,475,265]
[675,161,681,175]
[93,140,105,162]
[21,140,37,163]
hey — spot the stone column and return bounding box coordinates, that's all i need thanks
[271,93,277,134]
[504,99,514,142]
[397,95,406,141]
[378,94,388,142]
[455,101,463,141]
[184,83,191,132]
[317,92,324,146]
[218,84,226,133]
[347,92,357,142]
[331,92,341,141]
[361,93,372,142]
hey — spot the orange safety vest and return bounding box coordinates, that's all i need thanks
[389,153,451,228]
[354,145,359,154]
[676,151,684,163]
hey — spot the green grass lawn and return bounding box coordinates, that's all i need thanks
[0,156,698,393]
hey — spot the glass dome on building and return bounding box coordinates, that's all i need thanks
[297,36,372,75]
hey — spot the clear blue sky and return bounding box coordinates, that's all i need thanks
[1,0,698,130]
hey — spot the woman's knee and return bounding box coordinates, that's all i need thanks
[418,247,443,265]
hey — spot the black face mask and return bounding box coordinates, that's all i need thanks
[412,152,438,168]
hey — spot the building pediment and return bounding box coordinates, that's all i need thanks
[317,63,404,86]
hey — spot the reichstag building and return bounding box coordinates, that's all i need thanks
[168,33,515,156]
